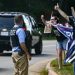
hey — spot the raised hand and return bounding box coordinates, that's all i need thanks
[54,3,59,10]
[71,7,75,17]
[41,15,44,19]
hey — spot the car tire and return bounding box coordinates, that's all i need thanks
[0,48,3,53]
[35,38,42,55]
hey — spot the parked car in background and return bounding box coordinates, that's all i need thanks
[0,12,42,55]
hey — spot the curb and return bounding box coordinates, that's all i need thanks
[46,59,58,75]
[28,59,50,75]
[29,58,58,75]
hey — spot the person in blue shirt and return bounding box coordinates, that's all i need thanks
[10,15,31,75]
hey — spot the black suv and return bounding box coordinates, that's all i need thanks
[0,12,42,55]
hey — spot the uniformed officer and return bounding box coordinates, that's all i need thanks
[10,15,31,75]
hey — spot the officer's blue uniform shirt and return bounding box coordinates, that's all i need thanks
[12,25,26,52]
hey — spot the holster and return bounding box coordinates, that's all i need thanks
[18,50,25,56]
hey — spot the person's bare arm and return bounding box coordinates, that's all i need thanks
[41,15,46,25]
[54,3,69,21]
[71,7,75,17]
[20,43,31,60]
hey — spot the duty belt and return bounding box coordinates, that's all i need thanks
[13,50,25,56]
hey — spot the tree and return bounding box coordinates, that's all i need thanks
[58,0,75,15]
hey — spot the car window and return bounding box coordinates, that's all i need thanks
[0,16,14,29]
[29,16,36,26]
[29,16,38,29]
[23,15,39,33]
[22,15,32,33]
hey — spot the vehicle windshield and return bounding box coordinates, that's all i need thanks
[0,16,14,29]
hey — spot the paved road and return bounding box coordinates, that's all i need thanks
[0,40,57,75]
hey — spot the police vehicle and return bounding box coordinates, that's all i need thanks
[0,12,42,55]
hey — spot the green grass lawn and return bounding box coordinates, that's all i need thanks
[40,69,48,75]
[50,59,74,75]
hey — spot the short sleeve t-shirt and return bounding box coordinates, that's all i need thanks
[16,28,26,43]
[52,24,66,42]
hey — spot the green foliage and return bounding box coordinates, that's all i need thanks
[40,69,48,75]
[50,59,73,75]
[0,0,52,26]
[0,0,75,23]
[42,34,56,40]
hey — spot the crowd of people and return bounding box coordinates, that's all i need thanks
[41,3,74,69]
[9,2,75,75]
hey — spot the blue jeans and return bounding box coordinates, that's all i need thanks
[56,39,68,50]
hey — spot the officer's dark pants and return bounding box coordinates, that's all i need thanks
[12,52,28,75]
